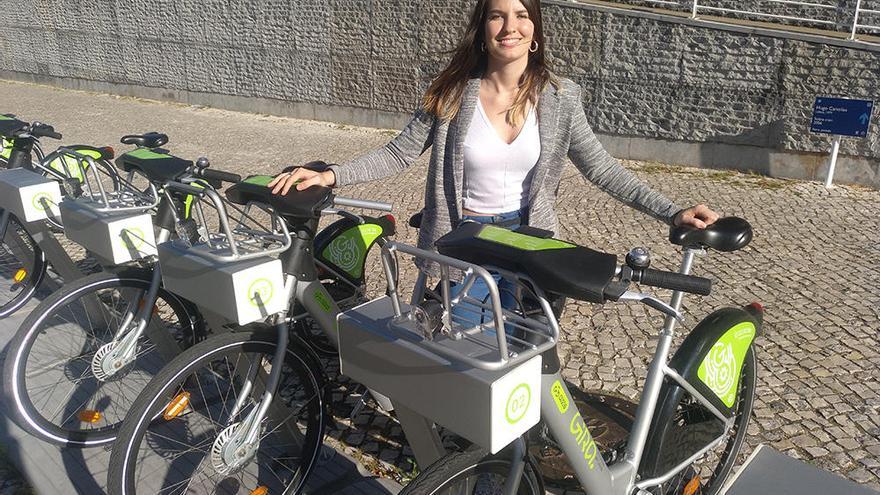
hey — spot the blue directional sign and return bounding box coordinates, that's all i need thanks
[810,97,873,138]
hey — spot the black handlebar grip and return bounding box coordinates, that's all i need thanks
[200,168,241,184]
[32,125,62,140]
[638,268,712,296]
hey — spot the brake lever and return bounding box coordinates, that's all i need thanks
[618,291,684,322]
[320,208,364,224]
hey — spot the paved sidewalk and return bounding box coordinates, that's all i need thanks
[1,79,879,492]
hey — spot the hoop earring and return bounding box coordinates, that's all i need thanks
[481,43,486,52]
[529,41,539,53]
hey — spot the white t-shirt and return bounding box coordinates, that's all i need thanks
[462,101,540,214]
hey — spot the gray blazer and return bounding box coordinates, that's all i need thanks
[330,77,681,271]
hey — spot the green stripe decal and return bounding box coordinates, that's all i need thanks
[697,321,756,408]
[124,148,169,160]
[477,225,575,251]
[244,175,275,186]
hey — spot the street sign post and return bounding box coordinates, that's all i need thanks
[810,97,873,188]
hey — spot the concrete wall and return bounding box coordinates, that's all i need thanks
[1,0,878,186]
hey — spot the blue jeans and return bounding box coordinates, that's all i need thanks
[449,209,525,332]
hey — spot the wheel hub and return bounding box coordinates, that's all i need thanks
[91,342,129,381]
[211,423,259,475]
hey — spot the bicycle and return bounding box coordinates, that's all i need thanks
[336,216,761,495]
[106,175,394,494]
[2,136,241,446]
[0,114,128,317]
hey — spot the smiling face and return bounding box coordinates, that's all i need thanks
[483,0,535,66]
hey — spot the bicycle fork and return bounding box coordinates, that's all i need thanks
[94,228,176,379]
[213,277,299,470]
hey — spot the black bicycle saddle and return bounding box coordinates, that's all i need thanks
[225,175,334,219]
[120,132,169,149]
[115,148,193,182]
[668,216,752,252]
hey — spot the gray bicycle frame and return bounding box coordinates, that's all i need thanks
[390,247,738,495]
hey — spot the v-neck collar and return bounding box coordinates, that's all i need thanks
[476,98,535,146]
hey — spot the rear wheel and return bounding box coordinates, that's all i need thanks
[108,329,326,495]
[401,446,543,495]
[0,214,46,318]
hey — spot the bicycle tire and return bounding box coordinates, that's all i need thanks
[400,446,544,495]
[640,349,756,495]
[0,214,46,318]
[2,268,198,446]
[107,329,326,495]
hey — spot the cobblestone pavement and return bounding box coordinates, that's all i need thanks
[2,80,879,492]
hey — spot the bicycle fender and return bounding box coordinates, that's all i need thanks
[639,306,760,478]
[670,307,760,416]
[314,215,396,285]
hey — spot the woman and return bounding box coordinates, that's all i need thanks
[269,0,717,281]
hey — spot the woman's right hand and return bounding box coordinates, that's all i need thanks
[267,167,336,195]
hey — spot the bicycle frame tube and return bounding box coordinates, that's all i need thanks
[536,248,737,494]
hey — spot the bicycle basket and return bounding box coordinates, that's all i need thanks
[158,182,291,325]
[337,240,559,453]
[56,147,160,264]
[0,167,63,223]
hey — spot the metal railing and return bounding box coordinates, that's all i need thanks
[617,0,880,43]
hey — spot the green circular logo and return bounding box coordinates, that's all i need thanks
[31,192,52,211]
[247,278,274,307]
[505,383,531,424]
[119,227,146,249]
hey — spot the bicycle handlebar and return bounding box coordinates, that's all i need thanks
[198,168,241,184]
[333,196,393,212]
[30,123,62,140]
[635,268,712,296]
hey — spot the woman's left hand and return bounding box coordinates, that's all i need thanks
[674,204,719,229]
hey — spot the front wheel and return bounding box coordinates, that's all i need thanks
[108,329,326,495]
[0,213,46,318]
[640,349,757,495]
[2,269,196,445]
[401,446,544,495]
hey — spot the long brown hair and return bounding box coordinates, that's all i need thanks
[422,0,555,125]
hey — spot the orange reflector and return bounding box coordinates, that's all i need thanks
[163,392,191,420]
[78,410,102,423]
[249,487,268,495]
[13,268,27,283]
[682,476,701,495]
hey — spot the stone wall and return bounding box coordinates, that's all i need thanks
[1,0,878,184]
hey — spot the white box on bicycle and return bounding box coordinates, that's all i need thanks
[338,296,542,454]
[158,240,286,326]
[60,198,157,264]
[0,168,62,223]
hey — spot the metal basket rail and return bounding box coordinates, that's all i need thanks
[164,181,292,263]
[44,147,159,212]
[379,240,559,371]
